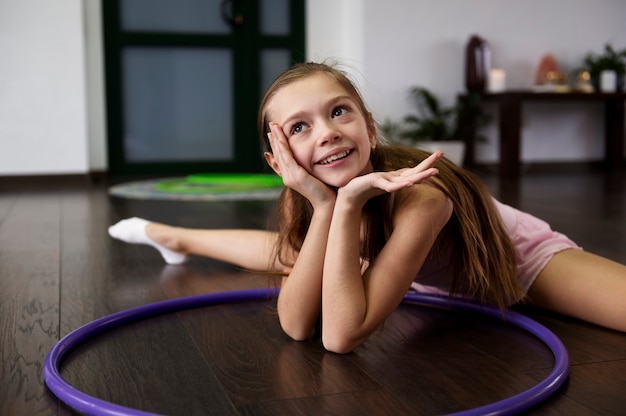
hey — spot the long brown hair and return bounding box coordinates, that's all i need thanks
[258,62,523,309]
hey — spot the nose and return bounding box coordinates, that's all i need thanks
[318,119,341,145]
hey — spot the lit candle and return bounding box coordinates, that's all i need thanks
[488,68,506,93]
[600,70,617,93]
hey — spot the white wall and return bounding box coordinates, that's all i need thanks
[1,1,625,176]
[330,0,626,163]
[85,0,107,172]
[0,0,88,175]
[306,0,366,88]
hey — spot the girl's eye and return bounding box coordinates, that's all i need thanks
[291,122,305,135]
[332,106,347,117]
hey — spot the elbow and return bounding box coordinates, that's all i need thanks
[279,318,314,342]
[321,333,361,354]
[276,299,317,341]
[280,319,360,353]
[320,319,370,354]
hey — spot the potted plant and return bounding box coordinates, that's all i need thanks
[583,43,626,91]
[382,86,490,166]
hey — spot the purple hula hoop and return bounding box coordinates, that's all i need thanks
[44,289,569,416]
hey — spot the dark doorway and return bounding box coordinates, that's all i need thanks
[103,0,305,175]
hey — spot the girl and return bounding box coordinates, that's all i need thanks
[109,62,626,354]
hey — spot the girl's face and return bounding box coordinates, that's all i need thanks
[265,73,376,188]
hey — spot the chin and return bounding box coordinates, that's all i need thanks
[316,165,367,188]
[323,177,352,188]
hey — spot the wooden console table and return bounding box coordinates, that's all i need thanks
[462,90,626,178]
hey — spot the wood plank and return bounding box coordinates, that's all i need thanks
[0,193,61,416]
[2,169,626,415]
[180,302,375,404]
[514,306,626,363]
[58,189,168,332]
[55,192,279,415]
[60,312,237,415]
[523,359,626,416]
[350,304,554,414]
[238,389,416,416]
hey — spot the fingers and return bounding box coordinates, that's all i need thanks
[385,169,436,188]
[395,151,442,185]
[339,150,443,203]
[400,151,443,176]
[267,123,295,170]
[267,124,335,206]
[267,123,286,155]
[423,150,444,164]
[267,123,306,180]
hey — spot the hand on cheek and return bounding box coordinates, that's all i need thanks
[267,124,336,207]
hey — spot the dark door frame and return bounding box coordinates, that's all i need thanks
[102,0,305,176]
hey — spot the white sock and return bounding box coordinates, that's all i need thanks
[108,217,188,265]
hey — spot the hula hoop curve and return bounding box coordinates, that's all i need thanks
[44,289,569,416]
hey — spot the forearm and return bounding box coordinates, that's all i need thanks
[320,185,454,353]
[277,205,334,340]
[321,199,369,352]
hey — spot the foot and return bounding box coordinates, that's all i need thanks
[108,217,188,265]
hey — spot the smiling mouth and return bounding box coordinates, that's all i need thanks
[318,149,352,165]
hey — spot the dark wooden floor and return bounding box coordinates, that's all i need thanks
[2,167,626,416]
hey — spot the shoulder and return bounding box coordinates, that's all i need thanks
[371,180,452,277]
[392,180,453,230]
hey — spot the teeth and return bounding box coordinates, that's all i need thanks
[319,150,350,165]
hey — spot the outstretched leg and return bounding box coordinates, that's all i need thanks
[108,218,281,272]
[526,249,626,332]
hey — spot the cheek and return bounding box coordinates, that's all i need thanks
[290,145,315,172]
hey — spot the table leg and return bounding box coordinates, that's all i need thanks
[458,98,477,169]
[605,99,625,171]
[498,95,522,178]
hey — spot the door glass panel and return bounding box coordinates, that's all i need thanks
[122,47,233,163]
[259,0,290,35]
[121,0,231,34]
[260,49,291,95]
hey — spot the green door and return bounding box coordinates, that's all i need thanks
[103,0,305,175]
